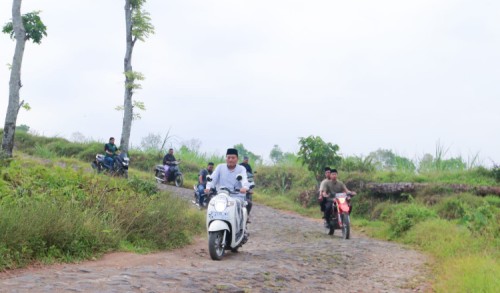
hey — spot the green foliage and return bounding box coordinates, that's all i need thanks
[255,165,315,194]
[269,144,283,164]
[368,149,415,171]
[402,219,499,293]
[297,135,341,183]
[126,176,158,196]
[436,197,467,220]
[383,204,437,237]
[132,9,154,42]
[2,11,47,44]
[15,124,29,132]
[0,155,204,269]
[233,143,261,164]
[491,164,500,182]
[435,256,500,293]
[340,155,376,173]
[123,70,145,90]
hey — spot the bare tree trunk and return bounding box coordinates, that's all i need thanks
[120,0,135,154]
[1,0,26,157]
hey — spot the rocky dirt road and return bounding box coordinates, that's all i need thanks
[0,184,432,292]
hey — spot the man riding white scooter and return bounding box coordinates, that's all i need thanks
[205,148,249,233]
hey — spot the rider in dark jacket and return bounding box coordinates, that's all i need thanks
[163,148,176,179]
[104,137,118,169]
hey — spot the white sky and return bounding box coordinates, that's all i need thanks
[1,0,499,164]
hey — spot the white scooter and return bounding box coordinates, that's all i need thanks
[206,185,250,260]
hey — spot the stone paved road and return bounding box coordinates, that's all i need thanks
[0,184,432,292]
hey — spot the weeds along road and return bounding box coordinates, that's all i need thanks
[0,184,432,292]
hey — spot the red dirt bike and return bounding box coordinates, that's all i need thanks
[327,193,353,239]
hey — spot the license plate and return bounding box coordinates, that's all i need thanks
[209,211,229,220]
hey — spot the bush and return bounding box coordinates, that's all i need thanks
[255,165,315,194]
[371,201,394,220]
[491,164,500,182]
[0,155,204,270]
[436,197,467,220]
[349,193,372,218]
[0,200,120,268]
[384,204,437,237]
[127,176,159,196]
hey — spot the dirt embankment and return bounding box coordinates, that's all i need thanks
[0,184,432,292]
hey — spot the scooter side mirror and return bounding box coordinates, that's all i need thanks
[207,175,213,182]
[236,175,242,181]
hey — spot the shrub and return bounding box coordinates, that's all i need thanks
[349,193,371,218]
[385,204,437,237]
[436,197,467,220]
[126,176,158,196]
[255,165,315,194]
[491,164,500,182]
[0,155,205,270]
[0,200,120,268]
[371,201,394,220]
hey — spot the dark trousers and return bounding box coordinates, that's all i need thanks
[324,201,337,224]
[320,197,326,212]
[246,193,253,215]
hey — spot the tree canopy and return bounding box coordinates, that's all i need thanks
[297,135,341,183]
[2,11,47,44]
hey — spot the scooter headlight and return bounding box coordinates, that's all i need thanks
[214,200,227,212]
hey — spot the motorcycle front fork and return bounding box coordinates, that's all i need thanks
[222,230,227,248]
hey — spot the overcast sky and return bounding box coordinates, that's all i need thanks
[1,0,499,164]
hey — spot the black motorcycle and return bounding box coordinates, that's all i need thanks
[155,161,184,187]
[91,152,129,178]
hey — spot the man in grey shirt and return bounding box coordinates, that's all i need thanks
[205,148,249,202]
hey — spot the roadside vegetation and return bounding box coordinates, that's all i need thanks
[255,141,499,293]
[1,131,499,292]
[0,131,204,271]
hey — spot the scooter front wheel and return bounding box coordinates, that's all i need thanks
[208,231,225,260]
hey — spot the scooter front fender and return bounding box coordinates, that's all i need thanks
[208,220,230,233]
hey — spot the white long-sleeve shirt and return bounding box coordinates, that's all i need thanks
[206,164,249,194]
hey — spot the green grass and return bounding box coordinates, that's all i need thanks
[435,256,500,293]
[0,154,205,270]
[253,192,320,219]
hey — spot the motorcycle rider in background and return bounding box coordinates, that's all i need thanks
[104,137,118,169]
[197,162,214,206]
[319,169,356,228]
[240,155,254,219]
[240,155,253,174]
[163,148,176,179]
[206,148,249,228]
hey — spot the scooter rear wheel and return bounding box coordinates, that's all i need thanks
[208,231,225,260]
